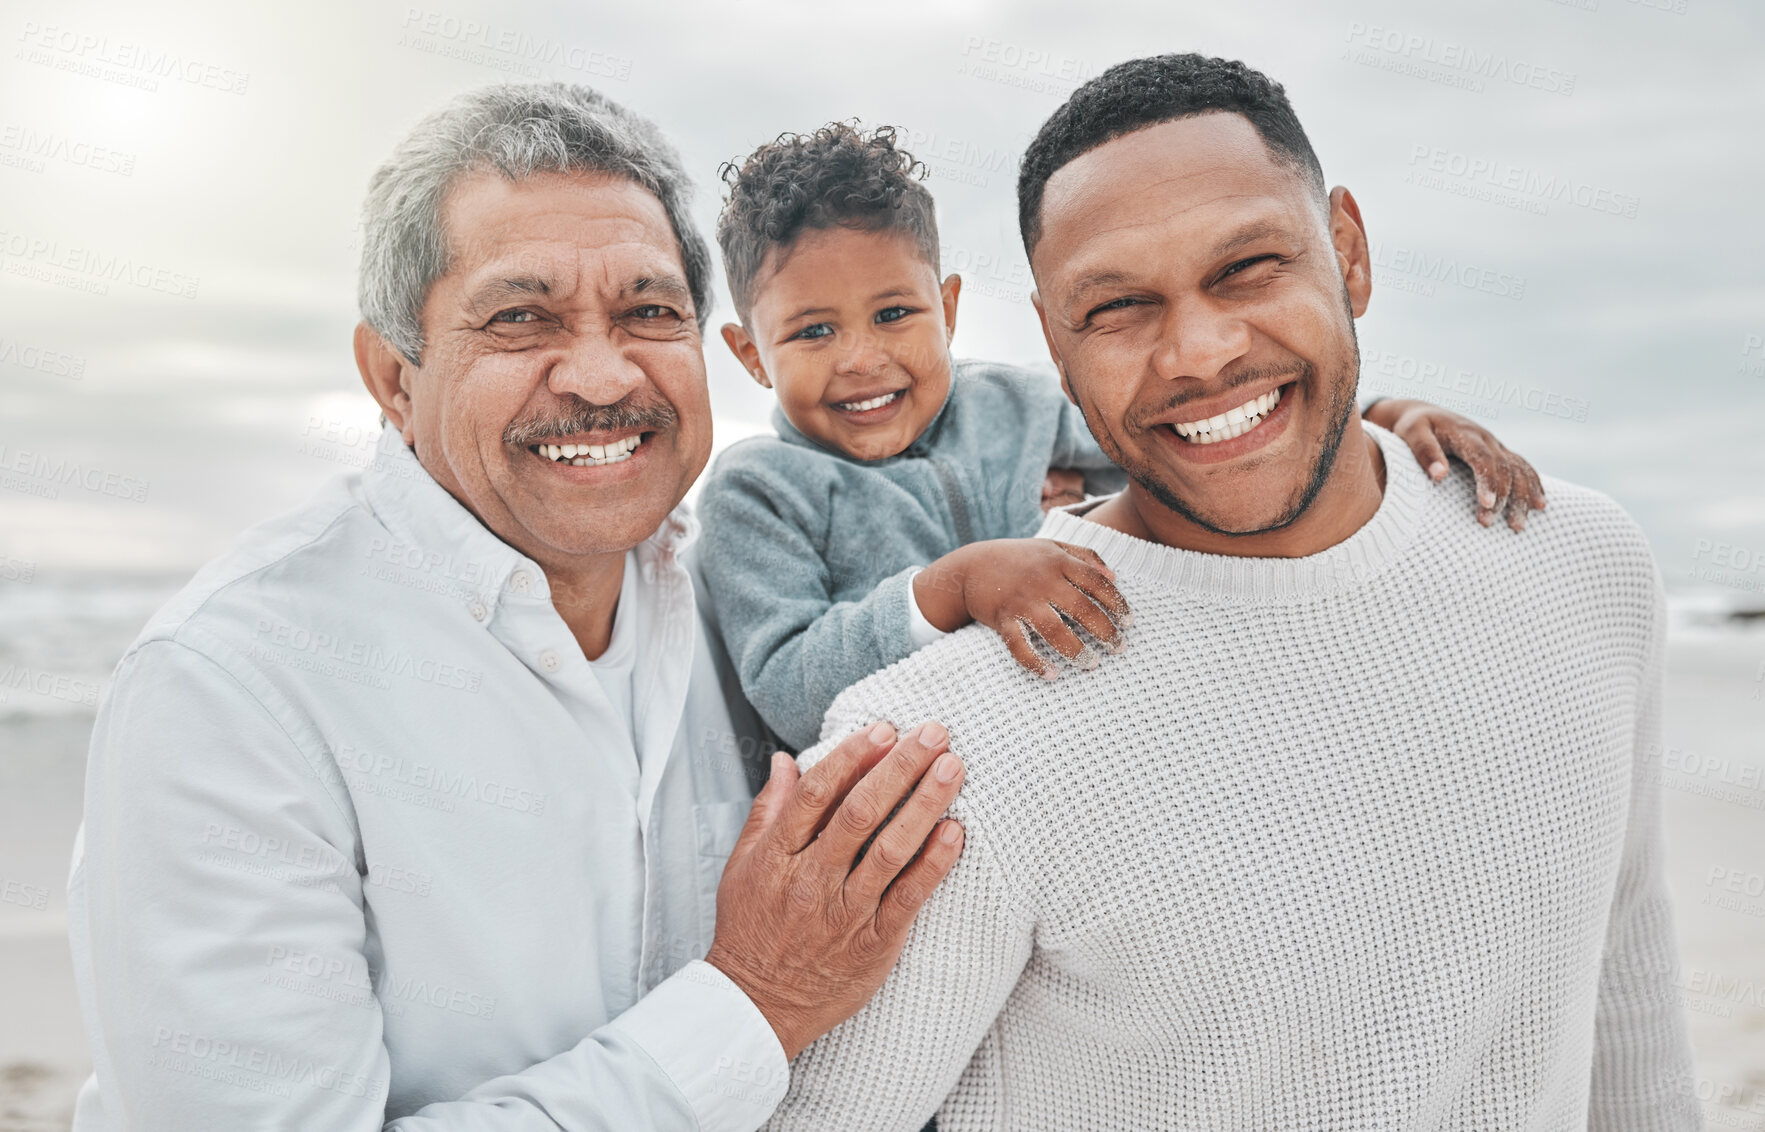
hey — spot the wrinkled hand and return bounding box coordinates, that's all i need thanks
[704,721,966,1060]
[1040,467,1088,512]
[1369,398,1548,531]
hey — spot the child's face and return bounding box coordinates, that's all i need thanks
[722,226,960,462]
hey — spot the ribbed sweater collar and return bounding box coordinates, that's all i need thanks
[1038,423,1427,602]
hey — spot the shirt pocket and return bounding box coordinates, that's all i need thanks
[692,799,752,939]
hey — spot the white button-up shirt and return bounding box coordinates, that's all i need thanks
[66,428,790,1130]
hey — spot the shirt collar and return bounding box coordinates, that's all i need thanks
[360,425,700,621]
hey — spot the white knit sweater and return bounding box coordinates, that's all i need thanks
[767,425,1697,1132]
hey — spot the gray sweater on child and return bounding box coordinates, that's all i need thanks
[696,358,1124,750]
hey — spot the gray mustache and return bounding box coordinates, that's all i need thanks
[503,398,678,446]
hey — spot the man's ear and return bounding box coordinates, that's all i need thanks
[720,322,771,389]
[1030,290,1076,403]
[940,273,962,345]
[1329,186,1372,319]
[354,322,417,443]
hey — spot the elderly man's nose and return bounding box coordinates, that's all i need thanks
[547,336,646,403]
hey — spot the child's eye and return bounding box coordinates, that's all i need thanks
[790,323,833,341]
[875,306,915,324]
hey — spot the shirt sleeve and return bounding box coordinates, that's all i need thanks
[1049,398,1127,497]
[68,639,787,1132]
[1586,583,1700,1130]
[760,728,1035,1131]
[904,569,949,650]
[696,466,924,751]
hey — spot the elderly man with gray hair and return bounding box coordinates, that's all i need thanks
[65,84,969,1130]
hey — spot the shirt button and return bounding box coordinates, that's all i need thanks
[510,570,533,594]
[539,649,561,672]
[468,601,488,622]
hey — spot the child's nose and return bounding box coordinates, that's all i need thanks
[832,329,890,376]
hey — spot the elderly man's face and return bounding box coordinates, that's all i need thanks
[1031,113,1370,537]
[383,170,712,564]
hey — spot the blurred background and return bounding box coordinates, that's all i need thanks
[2,0,1761,1127]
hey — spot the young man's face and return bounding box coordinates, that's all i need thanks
[724,226,960,462]
[363,170,713,568]
[1031,112,1371,538]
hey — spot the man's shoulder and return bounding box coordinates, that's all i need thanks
[813,626,1057,780]
[1464,468,1655,580]
[127,475,381,662]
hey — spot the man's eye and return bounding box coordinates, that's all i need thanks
[875,306,914,324]
[629,304,679,320]
[490,309,538,324]
[790,323,833,341]
[1086,296,1142,320]
[1220,255,1279,280]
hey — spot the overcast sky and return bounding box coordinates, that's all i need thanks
[2,0,1762,601]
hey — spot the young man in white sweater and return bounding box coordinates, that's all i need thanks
[764,54,1697,1131]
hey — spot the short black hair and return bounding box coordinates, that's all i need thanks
[1017,54,1326,257]
[717,122,940,319]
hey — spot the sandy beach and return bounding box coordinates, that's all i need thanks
[2,579,1761,1130]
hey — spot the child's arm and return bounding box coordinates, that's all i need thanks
[697,465,961,752]
[1365,398,1549,531]
[913,539,1130,680]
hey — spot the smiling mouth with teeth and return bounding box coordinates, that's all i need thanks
[531,433,646,467]
[832,390,904,414]
[1171,387,1284,445]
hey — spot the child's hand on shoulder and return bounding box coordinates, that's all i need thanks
[1366,398,1548,531]
[913,539,1131,679]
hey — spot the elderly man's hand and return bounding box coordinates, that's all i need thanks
[704,721,966,1060]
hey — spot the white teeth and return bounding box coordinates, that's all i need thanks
[536,434,644,465]
[1173,387,1284,445]
[835,390,904,413]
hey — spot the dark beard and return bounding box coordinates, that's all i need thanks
[1094,323,1362,536]
[502,395,678,447]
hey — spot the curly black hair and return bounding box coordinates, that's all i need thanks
[1017,54,1326,257]
[716,122,939,319]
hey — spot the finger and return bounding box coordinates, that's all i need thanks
[1061,564,1131,634]
[1001,617,1056,679]
[728,751,797,862]
[1050,541,1116,582]
[769,721,897,854]
[1450,434,1502,524]
[874,819,966,940]
[847,750,966,904]
[1400,418,1451,482]
[1484,459,1515,530]
[1501,457,1534,532]
[1054,580,1127,653]
[1026,607,1097,669]
[810,720,952,867]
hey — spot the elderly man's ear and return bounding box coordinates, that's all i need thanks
[720,322,772,389]
[355,322,417,442]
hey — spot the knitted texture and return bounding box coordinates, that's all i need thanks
[767,425,1698,1131]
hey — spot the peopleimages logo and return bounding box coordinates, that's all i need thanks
[1368,241,1526,301]
[1343,23,1576,96]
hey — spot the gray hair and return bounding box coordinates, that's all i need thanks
[358,82,712,365]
